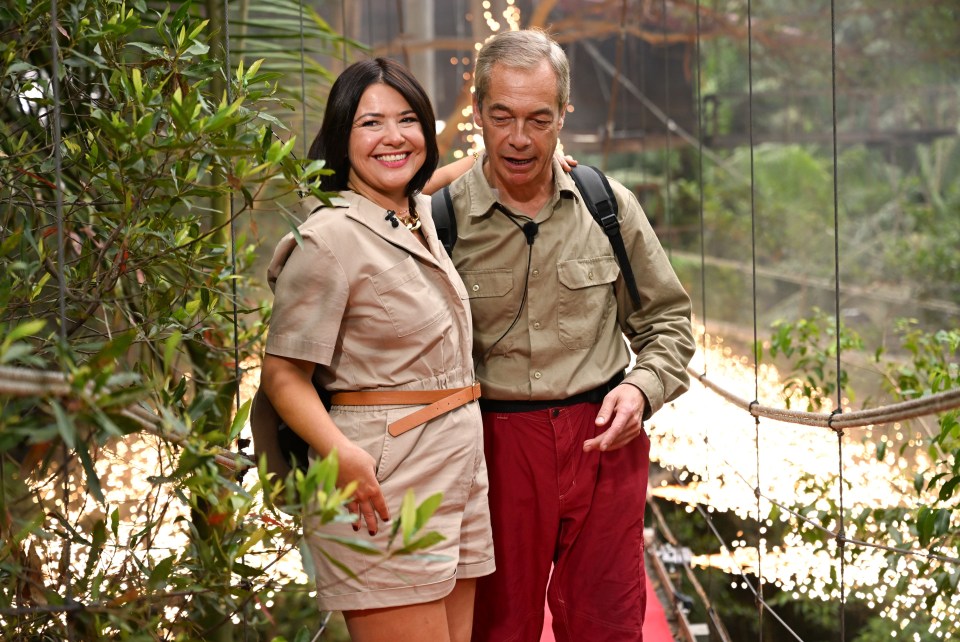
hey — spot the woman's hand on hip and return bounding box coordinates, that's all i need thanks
[338,441,390,535]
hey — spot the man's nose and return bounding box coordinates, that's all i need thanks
[508,121,531,147]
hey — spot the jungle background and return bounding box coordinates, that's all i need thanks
[1,1,958,640]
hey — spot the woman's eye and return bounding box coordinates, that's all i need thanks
[359,120,381,128]
[400,116,419,125]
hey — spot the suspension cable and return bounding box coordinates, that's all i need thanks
[828,1,847,632]
[661,0,673,256]
[222,0,240,417]
[702,448,960,567]
[745,0,765,635]
[49,2,75,640]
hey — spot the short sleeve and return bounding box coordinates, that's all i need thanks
[265,232,348,366]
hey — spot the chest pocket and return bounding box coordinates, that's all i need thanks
[557,256,620,349]
[369,256,446,337]
[460,269,514,299]
[459,268,515,355]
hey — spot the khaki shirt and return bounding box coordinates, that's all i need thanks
[447,156,694,417]
[265,191,474,393]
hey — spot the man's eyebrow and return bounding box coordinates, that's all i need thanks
[488,103,554,118]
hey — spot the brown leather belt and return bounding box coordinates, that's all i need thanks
[330,382,481,437]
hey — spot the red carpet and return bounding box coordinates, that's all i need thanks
[540,572,674,641]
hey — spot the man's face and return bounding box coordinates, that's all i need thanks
[473,59,565,195]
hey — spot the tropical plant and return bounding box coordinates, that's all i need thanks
[0,2,438,641]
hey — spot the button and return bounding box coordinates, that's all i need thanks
[588,271,595,279]
[534,371,542,379]
[532,269,540,277]
[472,284,480,291]
[533,321,541,330]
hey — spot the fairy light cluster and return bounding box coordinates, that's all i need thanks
[449,2,524,161]
[650,324,959,636]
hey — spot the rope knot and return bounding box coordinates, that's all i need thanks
[828,408,843,434]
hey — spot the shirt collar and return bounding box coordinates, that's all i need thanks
[464,153,577,219]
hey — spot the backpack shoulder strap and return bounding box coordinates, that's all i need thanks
[431,185,457,257]
[569,165,642,307]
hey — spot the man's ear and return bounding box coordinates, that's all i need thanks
[558,104,567,129]
[472,96,483,128]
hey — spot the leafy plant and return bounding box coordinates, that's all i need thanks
[761,307,865,411]
[0,2,439,641]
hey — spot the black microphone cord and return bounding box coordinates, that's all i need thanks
[480,206,538,364]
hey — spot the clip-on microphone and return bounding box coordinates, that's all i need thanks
[522,221,539,245]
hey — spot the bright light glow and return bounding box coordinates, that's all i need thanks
[650,322,958,636]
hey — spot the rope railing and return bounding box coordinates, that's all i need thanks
[691,366,960,431]
[0,365,251,472]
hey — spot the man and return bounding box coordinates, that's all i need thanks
[444,29,696,641]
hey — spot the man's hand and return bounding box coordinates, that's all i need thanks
[583,384,647,452]
[337,442,390,535]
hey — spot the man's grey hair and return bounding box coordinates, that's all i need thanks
[474,29,570,113]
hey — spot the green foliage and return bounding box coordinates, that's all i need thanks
[0,2,439,641]
[762,307,865,411]
[765,311,959,636]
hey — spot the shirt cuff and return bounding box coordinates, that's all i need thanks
[622,368,664,420]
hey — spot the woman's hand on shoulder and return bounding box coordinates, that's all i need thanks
[555,148,578,173]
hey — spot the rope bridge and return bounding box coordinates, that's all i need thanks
[3,1,958,641]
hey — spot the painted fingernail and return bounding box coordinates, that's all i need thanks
[352,524,359,532]
[368,530,375,536]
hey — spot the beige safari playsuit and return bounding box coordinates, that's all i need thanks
[265,191,495,611]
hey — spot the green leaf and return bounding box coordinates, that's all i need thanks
[75,441,106,504]
[163,331,182,373]
[126,41,165,57]
[314,534,380,556]
[93,331,137,366]
[941,477,960,502]
[51,401,76,450]
[147,555,176,590]
[916,507,934,547]
[393,531,446,556]
[415,492,443,532]
[236,527,268,558]
[400,488,417,545]
[933,508,952,537]
[229,399,251,441]
[318,546,360,581]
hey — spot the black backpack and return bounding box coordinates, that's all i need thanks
[431,164,642,307]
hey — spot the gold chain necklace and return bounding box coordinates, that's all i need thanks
[386,208,421,231]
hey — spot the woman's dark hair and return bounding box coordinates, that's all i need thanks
[308,58,439,197]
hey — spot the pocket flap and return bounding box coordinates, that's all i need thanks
[557,256,620,290]
[460,269,514,299]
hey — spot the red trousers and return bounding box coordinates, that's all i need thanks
[472,402,649,642]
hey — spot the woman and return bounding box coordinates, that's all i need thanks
[259,59,493,642]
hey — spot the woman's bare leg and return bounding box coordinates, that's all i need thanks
[344,599,450,642]
[444,578,477,642]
